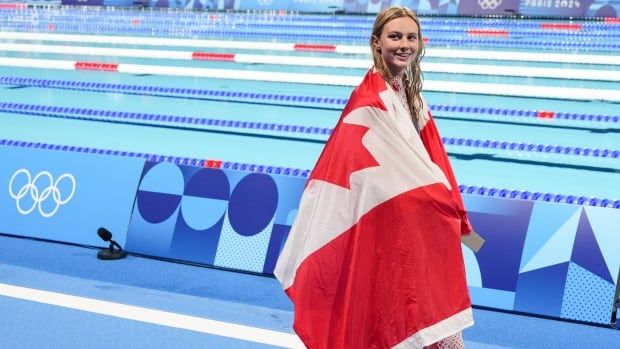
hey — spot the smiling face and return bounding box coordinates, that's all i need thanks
[372,16,420,78]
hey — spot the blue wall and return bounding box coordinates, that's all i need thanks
[1,144,619,326]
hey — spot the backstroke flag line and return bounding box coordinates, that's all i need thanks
[274,69,474,349]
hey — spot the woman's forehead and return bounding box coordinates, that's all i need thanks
[383,16,418,33]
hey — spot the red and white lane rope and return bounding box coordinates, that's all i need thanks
[0,31,619,66]
[1,43,618,82]
[0,3,27,9]
[1,56,619,102]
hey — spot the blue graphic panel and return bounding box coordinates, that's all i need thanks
[288,0,344,11]
[125,162,305,274]
[514,262,569,317]
[148,0,228,9]
[520,0,595,17]
[137,162,184,224]
[123,163,620,324]
[468,286,515,310]
[213,172,279,271]
[263,223,292,274]
[571,209,613,283]
[237,0,292,10]
[128,165,230,264]
[458,0,520,15]
[228,174,278,237]
[520,202,580,270]
[586,0,620,17]
[127,206,179,256]
[462,244,482,287]
[0,146,143,246]
[463,195,532,291]
[561,262,615,324]
[584,206,620,285]
[127,162,185,255]
[214,214,274,272]
[519,207,579,274]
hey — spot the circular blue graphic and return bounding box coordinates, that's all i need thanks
[182,169,230,230]
[228,174,278,237]
[137,163,184,224]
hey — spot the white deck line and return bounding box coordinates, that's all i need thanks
[0,43,617,82]
[1,56,619,102]
[0,283,305,349]
[1,31,619,66]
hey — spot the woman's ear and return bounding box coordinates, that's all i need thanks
[372,35,380,52]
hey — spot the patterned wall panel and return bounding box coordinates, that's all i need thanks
[125,161,305,274]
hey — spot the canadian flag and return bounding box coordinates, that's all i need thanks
[274,69,473,349]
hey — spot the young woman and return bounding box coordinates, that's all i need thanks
[275,7,474,349]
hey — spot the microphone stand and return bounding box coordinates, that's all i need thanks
[97,239,127,260]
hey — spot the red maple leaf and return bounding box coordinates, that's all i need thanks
[309,70,389,189]
[310,121,380,190]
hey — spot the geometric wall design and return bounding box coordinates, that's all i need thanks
[3,145,618,326]
[561,262,615,324]
[214,214,275,273]
[125,161,305,275]
[514,262,569,317]
[124,163,620,325]
[464,197,620,325]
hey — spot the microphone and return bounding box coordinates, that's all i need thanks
[96,227,127,260]
[97,227,112,242]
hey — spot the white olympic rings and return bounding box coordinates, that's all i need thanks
[478,0,503,9]
[8,168,76,218]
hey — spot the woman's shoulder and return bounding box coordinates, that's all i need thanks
[344,70,390,111]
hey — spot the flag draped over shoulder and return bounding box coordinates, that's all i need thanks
[274,69,473,349]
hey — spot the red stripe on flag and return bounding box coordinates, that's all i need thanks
[294,44,337,52]
[204,159,223,168]
[192,52,236,61]
[604,17,620,23]
[540,23,582,31]
[466,29,510,37]
[74,61,119,72]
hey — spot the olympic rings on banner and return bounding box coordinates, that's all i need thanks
[478,0,503,9]
[8,169,76,218]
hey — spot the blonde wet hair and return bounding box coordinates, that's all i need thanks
[370,6,425,121]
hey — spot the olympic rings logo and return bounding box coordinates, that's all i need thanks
[8,169,76,218]
[478,0,503,9]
